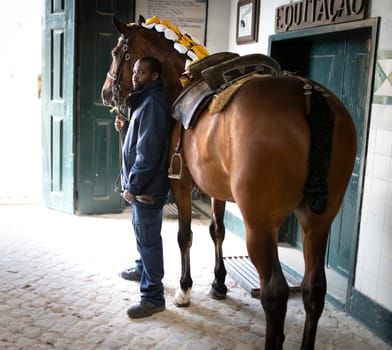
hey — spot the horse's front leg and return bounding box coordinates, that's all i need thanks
[171,173,194,307]
[209,198,228,299]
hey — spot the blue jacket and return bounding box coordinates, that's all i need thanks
[121,80,171,203]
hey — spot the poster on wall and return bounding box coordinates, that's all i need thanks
[135,0,208,44]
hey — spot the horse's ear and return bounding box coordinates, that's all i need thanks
[137,15,146,25]
[112,16,129,35]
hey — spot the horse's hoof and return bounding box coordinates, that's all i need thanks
[209,286,227,300]
[174,288,191,307]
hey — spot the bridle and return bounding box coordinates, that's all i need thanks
[106,35,133,193]
[106,36,133,120]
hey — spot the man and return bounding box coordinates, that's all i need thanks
[115,56,170,319]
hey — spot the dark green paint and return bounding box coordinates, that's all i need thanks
[349,289,392,347]
[76,1,134,214]
[42,0,76,213]
[42,0,134,214]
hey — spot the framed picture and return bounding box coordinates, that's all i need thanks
[236,0,259,44]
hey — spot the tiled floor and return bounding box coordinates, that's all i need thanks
[0,204,390,350]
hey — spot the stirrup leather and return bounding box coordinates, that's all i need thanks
[168,124,184,179]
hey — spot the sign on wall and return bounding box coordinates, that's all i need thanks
[275,0,369,33]
[135,0,208,44]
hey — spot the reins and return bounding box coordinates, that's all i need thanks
[107,36,132,193]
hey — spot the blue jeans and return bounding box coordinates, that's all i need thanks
[131,200,165,306]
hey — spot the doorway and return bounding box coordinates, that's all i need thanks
[269,19,378,304]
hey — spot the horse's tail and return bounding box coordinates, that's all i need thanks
[304,85,335,214]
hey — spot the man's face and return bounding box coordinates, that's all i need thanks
[132,60,158,90]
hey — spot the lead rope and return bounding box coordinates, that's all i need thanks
[114,131,124,193]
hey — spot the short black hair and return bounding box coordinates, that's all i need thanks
[139,56,162,78]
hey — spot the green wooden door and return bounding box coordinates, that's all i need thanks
[270,27,372,277]
[76,1,134,215]
[326,29,370,275]
[303,30,370,277]
[42,0,134,215]
[42,0,76,214]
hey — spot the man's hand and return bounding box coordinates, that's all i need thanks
[122,189,136,202]
[114,115,125,132]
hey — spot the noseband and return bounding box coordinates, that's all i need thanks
[106,36,133,119]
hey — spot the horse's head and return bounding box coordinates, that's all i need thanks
[100,25,133,112]
[101,16,200,111]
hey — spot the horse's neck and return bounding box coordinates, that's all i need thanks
[165,72,184,102]
[165,82,183,104]
[134,30,188,102]
[162,54,187,103]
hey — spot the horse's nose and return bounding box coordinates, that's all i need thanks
[101,88,112,106]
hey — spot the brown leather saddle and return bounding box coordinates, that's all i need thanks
[172,53,281,129]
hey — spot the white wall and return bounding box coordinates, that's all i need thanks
[228,0,287,55]
[354,2,392,312]
[0,2,42,202]
[370,0,392,50]
[205,1,231,53]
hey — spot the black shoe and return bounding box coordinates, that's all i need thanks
[121,267,141,281]
[127,300,165,319]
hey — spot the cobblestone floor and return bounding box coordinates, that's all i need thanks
[0,204,390,350]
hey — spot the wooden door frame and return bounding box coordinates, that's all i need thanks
[268,18,379,308]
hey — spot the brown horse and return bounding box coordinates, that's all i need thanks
[101,17,357,350]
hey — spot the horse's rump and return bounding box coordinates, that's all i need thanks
[184,75,355,220]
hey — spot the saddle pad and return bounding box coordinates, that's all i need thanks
[171,79,215,129]
[209,73,269,114]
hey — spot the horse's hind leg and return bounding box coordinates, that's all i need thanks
[209,198,228,299]
[246,225,289,350]
[297,214,330,350]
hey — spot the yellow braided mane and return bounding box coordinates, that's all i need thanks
[127,16,209,63]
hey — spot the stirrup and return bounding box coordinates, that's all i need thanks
[168,152,184,179]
